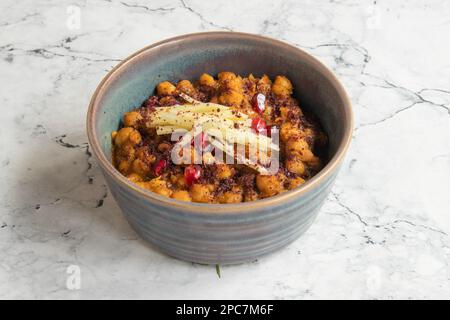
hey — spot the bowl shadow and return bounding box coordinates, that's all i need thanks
[8,132,179,264]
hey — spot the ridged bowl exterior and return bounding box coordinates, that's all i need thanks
[87,32,353,265]
[105,170,338,265]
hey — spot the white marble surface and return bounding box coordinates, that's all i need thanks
[0,0,449,300]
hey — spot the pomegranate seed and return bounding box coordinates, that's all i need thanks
[184,165,201,186]
[251,117,267,134]
[191,132,208,149]
[153,159,167,176]
[251,93,266,114]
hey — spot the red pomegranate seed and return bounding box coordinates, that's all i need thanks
[191,132,208,149]
[153,159,167,176]
[251,93,266,114]
[251,117,267,134]
[184,165,201,186]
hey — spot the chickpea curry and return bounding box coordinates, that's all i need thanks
[112,72,327,203]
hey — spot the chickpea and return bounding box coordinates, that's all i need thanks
[289,106,303,119]
[278,172,287,184]
[176,80,196,96]
[135,147,156,165]
[280,122,301,142]
[116,143,136,160]
[151,180,172,197]
[159,96,179,106]
[244,189,259,202]
[286,137,314,162]
[123,111,142,128]
[156,81,176,96]
[271,83,287,96]
[245,77,256,93]
[224,76,243,92]
[169,173,178,184]
[118,160,131,174]
[285,136,307,152]
[172,174,187,189]
[263,105,273,118]
[279,106,290,119]
[131,158,150,177]
[274,75,292,88]
[307,156,322,171]
[139,178,172,197]
[218,187,243,204]
[303,127,315,139]
[171,190,192,202]
[272,75,293,96]
[256,174,284,197]
[199,73,216,87]
[215,164,234,180]
[217,71,236,82]
[157,142,171,152]
[114,127,142,146]
[114,139,139,175]
[273,117,283,126]
[190,183,214,203]
[259,74,272,85]
[128,130,141,145]
[286,158,306,175]
[287,177,305,190]
[257,74,272,95]
[127,173,143,183]
[135,181,147,189]
[218,91,243,107]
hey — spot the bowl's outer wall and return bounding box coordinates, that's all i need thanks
[92,34,349,264]
[104,167,339,265]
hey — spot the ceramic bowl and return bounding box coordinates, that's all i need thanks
[86,32,353,265]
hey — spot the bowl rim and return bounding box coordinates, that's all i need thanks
[86,31,353,215]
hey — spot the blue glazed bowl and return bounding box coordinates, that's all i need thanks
[86,32,353,265]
